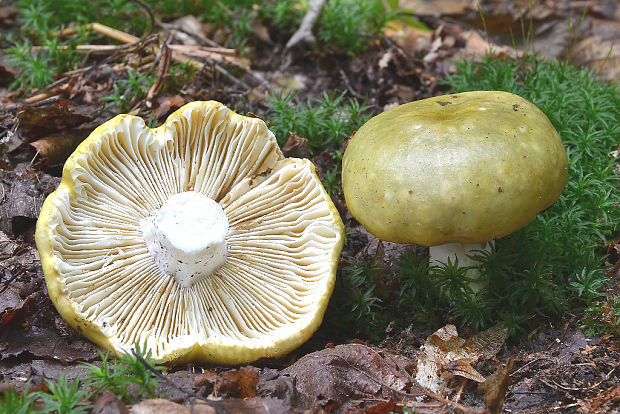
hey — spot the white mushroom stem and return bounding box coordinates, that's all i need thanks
[141,191,229,289]
[429,241,493,292]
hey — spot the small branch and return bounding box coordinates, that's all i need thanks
[339,69,364,100]
[146,41,172,107]
[285,0,326,50]
[89,22,140,44]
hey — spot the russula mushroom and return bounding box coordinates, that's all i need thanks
[36,101,344,364]
[342,91,568,287]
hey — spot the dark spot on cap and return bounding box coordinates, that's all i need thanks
[512,104,519,111]
[408,189,413,195]
[498,187,504,193]
[437,101,451,106]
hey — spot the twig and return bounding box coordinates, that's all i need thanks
[0,266,25,296]
[523,403,580,414]
[547,366,616,392]
[339,69,364,99]
[454,377,467,403]
[0,96,61,114]
[90,22,139,44]
[285,0,326,50]
[510,357,550,376]
[213,63,252,91]
[146,41,172,107]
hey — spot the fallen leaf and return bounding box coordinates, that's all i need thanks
[479,358,514,414]
[0,5,17,22]
[168,15,206,46]
[359,399,398,413]
[0,164,60,237]
[30,130,87,164]
[570,35,620,82]
[0,231,43,330]
[281,132,309,159]
[1,324,101,364]
[415,324,507,394]
[460,30,515,59]
[578,385,620,412]
[280,343,419,410]
[384,20,432,56]
[215,366,259,399]
[152,95,186,120]
[17,99,93,141]
[91,389,129,414]
[464,324,508,359]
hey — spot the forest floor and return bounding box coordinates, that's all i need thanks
[1,0,619,412]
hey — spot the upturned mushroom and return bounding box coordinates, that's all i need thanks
[36,101,344,364]
[342,91,568,286]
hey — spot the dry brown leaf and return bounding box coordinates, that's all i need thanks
[0,5,17,22]
[30,130,86,164]
[464,324,508,359]
[479,358,514,414]
[192,366,259,399]
[383,21,432,56]
[0,164,60,236]
[91,389,129,414]
[215,366,259,399]
[416,324,507,394]
[460,30,515,59]
[168,15,206,46]
[578,385,620,413]
[17,99,93,141]
[281,132,309,159]
[281,343,419,410]
[445,358,486,383]
[152,95,186,120]
[570,36,620,82]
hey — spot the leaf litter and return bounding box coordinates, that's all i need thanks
[1,0,619,412]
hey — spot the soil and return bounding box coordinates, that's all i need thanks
[1,0,619,412]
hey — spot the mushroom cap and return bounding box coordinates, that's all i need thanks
[342,91,568,246]
[36,101,344,364]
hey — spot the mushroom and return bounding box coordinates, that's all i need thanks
[342,91,568,288]
[36,101,344,364]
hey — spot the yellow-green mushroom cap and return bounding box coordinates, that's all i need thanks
[342,91,568,246]
[36,101,344,365]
